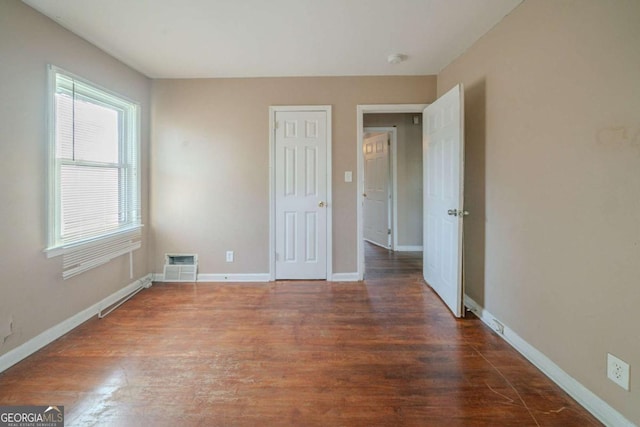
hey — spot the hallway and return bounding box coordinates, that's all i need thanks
[364,241,422,279]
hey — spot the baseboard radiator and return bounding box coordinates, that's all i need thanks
[98,275,152,318]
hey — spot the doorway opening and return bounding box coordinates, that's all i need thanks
[364,241,423,280]
[357,105,427,280]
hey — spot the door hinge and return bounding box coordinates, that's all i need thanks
[388,229,391,235]
[275,121,279,129]
[387,138,391,146]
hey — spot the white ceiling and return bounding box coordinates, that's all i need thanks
[22,0,522,79]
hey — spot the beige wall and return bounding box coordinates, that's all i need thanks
[438,0,640,423]
[151,77,436,274]
[0,1,151,356]
[363,113,423,247]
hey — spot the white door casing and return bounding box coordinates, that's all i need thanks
[423,84,465,317]
[273,109,330,279]
[363,132,390,248]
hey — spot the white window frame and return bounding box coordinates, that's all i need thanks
[45,65,142,259]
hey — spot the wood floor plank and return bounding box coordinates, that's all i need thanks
[0,242,601,426]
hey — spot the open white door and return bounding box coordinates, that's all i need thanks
[363,132,390,248]
[423,84,465,317]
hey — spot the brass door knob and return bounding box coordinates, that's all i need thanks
[318,201,325,207]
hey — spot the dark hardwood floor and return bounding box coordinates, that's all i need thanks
[364,241,422,280]
[0,243,600,426]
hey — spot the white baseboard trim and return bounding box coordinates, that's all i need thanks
[197,273,270,282]
[0,274,153,374]
[153,273,270,283]
[395,245,423,252]
[155,272,361,283]
[464,295,634,427]
[153,273,271,283]
[331,272,360,282]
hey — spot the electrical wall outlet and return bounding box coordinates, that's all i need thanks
[492,319,504,335]
[225,251,234,262]
[607,353,630,391]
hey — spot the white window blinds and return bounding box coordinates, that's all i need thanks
[47,66,142,277]
[62,228,141,280]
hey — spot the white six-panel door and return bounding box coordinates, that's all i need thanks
[363,132,390,248]
[423,84,465,317]
[275,110,328,279]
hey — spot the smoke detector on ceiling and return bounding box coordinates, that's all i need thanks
[387,53,408,64]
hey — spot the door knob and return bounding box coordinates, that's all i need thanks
[318,201,325,207]
[363,193,367,197]
[447,209,469,217]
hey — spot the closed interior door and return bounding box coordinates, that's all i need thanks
[423,84,465,317]
[275,111,328,279]
[363,132,390,248]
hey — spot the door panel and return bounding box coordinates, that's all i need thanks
[305,147,317,196]
[423,84,465,317]
[305,212,317,261]
[275,111,327,279]
[363,132,390,248]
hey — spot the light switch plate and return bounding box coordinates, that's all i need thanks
[344,171,352,182]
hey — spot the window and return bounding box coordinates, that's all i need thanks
[47,66,141,277]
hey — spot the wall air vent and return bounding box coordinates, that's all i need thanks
[163,254,198,282]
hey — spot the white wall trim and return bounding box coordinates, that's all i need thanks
[0,274,153,374]
[159,272,358,282]
[269,105,332,281]
[330,272,360,282]
[357,104,428,280]
[153,273,270,283]
[197,273,270,282]
[395,245,423,252]
[464,295,635,427]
